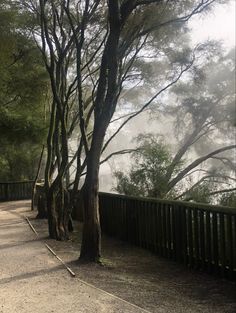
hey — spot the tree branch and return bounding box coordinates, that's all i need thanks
[185,187,236,201]
[100,148,138,165]
[168,145,236,190]
[102,59,194,153]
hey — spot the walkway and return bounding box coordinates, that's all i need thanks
[0,201,235,313]
[0,201,147,313]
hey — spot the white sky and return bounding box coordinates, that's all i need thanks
[189,0,235,49]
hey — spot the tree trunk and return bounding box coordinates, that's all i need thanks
[47,188,59,239]
[79,180,101,262]
[46,184,70,240]
[79,130,104,262]
[31,145,45,211]
[36,194,47,219]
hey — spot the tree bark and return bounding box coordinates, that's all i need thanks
[79,127,106,262]
[79,180,101,262]
[46,183,71,241]
[31,145,45,211]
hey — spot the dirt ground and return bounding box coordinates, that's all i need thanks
[0,200,235,313]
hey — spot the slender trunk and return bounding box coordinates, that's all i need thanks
[79,177,101,262]
[47,183,70,240]
[47,188,59,239]
[31,145,45,211]
[36,184,47,219]
[36,194,47,218]
[46,101,70,240]
[79,129,105,262]
[79,1,121,262]
[70,140,83,212]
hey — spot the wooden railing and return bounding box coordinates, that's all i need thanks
[99,192,236,280]
[2,181,235,280]
[0,181,33,201]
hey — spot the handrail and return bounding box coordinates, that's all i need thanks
[1,181,235,280]
[99,192,236,214]
[98,191,236,280]
[0,180,34,184]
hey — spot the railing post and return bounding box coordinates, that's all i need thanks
[4,183,9,201]
[174,205,183,263]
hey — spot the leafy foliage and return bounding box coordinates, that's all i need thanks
[184,181,214,204]
[115,45,235,205]
[0,0,48,180]
[219,192,236,208]
[114,134,235,205]
[114,134,181,198]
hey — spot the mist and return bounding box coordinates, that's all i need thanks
[98,42,235,198]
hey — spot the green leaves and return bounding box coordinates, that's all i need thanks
[0,0,49,180]
[114,134,176,198]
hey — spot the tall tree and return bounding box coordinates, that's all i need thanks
[34,0,222,261]
[114,134,235,202]
[114,46,235,203]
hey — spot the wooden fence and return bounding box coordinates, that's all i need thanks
[99,192,236,280]
[1,181,235,280]
[0,181,33,201]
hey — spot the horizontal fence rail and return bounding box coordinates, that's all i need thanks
[0,181,33,201]
[99,192,236,281]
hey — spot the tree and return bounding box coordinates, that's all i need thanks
[32,0,224,261]
[163,46,236,198]
[0,0,48,181]
[114,134,235,203]
[114,134,180,198]
[114,46,236,204]
[219,191,236,208]
[114,44,236,204]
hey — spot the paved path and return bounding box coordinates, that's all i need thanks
[0,201,148,313]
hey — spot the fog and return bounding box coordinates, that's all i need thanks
[189,0,235,48]
[63,1,236,197]
[98,1,236,193]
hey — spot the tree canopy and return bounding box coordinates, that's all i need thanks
[114,46,236,206]
[16,0,231,262]
[0,0,48,180]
